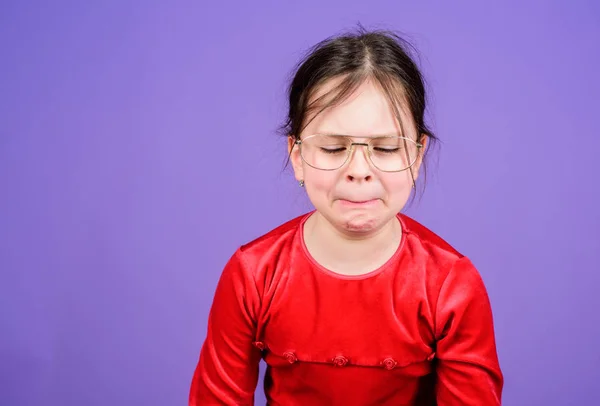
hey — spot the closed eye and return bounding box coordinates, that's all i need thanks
[373,147,400,153]
[320,147,347,154]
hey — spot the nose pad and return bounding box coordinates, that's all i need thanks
[345,144,373,180]
[347,144,371,167]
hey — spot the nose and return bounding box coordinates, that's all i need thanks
[345,144,373,182]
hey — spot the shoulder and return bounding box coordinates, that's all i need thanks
[400,214,463,262]
[216,213,307,297]
[398,214,484,290]
[396,215,494,328]
[224,211,308,279]
[239,211,307,254]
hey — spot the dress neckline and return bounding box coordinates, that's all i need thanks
[298,211,407,281]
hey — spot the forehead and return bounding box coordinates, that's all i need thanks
[303,77,414,138]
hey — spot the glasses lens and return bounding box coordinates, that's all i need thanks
[300,135,350,170]
[299,135,419,171]
[368,137,418,172]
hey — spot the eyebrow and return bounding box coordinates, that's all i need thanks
[312,130,403,137]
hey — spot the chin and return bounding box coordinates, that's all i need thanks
[336,210,386,234]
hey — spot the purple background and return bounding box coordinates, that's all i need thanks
[1,1,599,405]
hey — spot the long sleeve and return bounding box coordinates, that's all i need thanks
[189,249,262,406]
[434,256,504,405]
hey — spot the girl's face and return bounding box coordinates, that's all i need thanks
[288,79,426,237]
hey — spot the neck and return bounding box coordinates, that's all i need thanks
[303,211,402,276]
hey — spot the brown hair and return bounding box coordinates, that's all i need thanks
[280,25,438,194]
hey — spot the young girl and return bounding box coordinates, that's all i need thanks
[189,28,503,405]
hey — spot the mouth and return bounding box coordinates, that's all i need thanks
[338,198,379,206]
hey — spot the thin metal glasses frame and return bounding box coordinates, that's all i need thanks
[294,134,423,172]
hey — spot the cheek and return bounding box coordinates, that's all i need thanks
[382,173,412,197]
[304,167,338,195]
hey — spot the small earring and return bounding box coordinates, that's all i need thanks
[299,180,305,187]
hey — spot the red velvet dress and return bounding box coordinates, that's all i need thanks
[189,212,503,405]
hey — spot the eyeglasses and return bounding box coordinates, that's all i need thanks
[294,134,423,172]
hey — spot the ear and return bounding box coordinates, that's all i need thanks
[287,136,304,182]
[412,134,428,180]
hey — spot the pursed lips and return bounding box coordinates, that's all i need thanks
[338,198,379,204]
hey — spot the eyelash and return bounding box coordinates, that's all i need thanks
[320,147,401,154]
[320,147,346,154]
[374,148,400,154]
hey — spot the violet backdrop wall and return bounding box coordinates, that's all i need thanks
[1,1,599,405]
